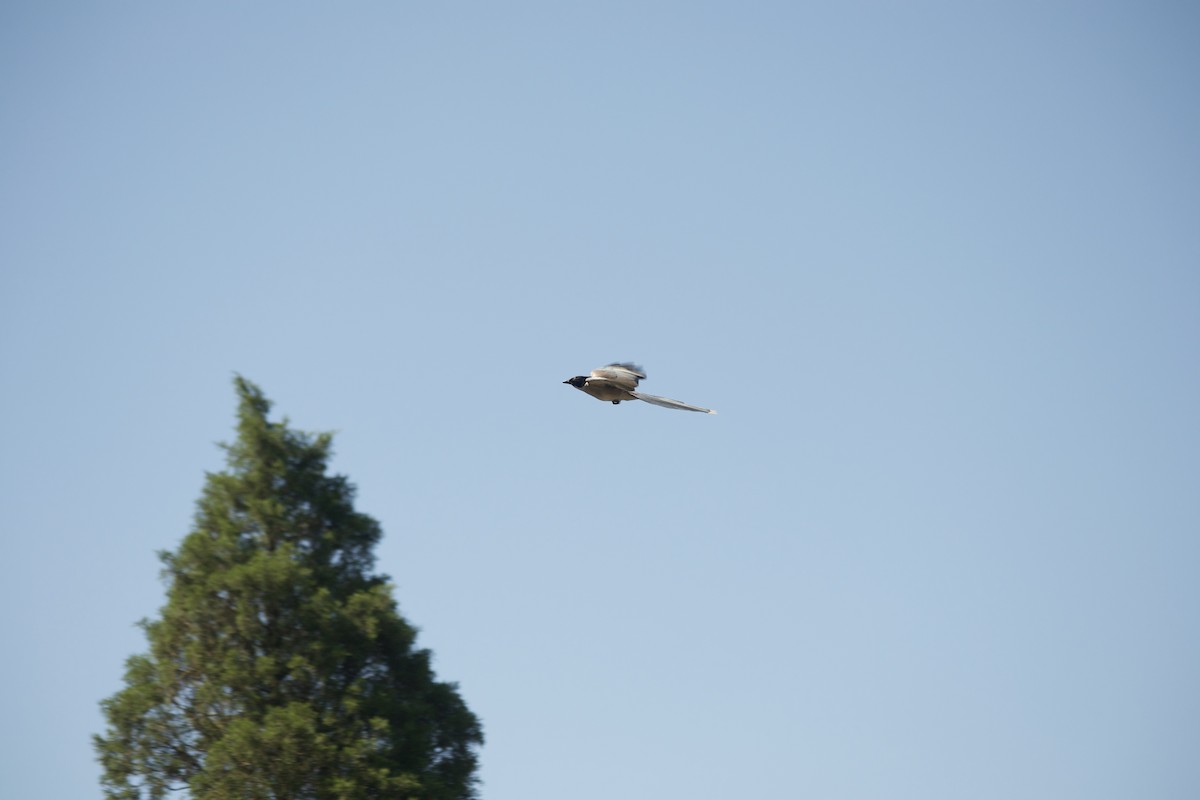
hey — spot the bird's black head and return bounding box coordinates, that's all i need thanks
[563,376,587,388]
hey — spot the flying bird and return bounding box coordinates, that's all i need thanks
[562,363,716,414]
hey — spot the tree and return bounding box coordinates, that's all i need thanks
[95,377,482,800]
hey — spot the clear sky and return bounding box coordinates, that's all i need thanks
[2,3,1198,798]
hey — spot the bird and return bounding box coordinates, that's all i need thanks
[562,363,716,414]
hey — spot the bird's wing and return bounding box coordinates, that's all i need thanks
[631,391,716,414]
[588,363,646,391]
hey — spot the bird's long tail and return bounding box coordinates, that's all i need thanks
[631,391,716,414]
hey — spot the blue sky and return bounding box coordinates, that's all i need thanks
[2,3,1198,798]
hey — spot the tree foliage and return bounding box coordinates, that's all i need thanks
[96,377,482,800]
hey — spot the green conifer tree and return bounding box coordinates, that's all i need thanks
[95,377,482,800]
